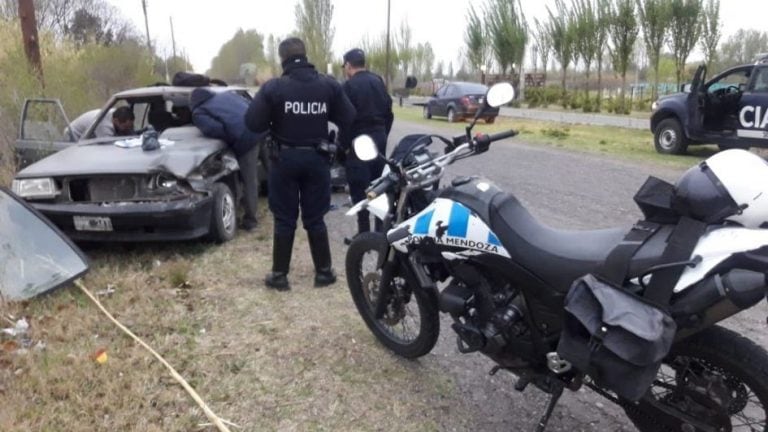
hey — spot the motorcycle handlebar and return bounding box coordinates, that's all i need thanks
[473,129,518,153]
[367,174,396,199]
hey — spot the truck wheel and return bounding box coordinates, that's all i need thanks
[654,118,688,155]
[207,182,237,243]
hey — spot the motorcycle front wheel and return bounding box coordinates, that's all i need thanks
[345,232,440,359]
[625,325,768,432]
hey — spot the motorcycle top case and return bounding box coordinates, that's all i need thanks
[558,274,676,402]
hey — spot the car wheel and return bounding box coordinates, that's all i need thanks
[208,182,237,243]
[423,105,432,120]
[447,108,457,123]
[654,118,688,155]
[485,116,496,124]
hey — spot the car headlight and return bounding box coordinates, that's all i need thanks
[11,178,59,200]
[651,101,659,111]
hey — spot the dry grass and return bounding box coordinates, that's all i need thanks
[0,213,469,431]
[0,119,16,188]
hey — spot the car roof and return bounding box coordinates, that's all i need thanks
[112,85,248,98]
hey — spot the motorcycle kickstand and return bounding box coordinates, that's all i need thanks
[533,384,564,432]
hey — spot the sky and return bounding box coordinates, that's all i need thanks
[107,0,768,74]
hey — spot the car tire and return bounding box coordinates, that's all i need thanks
[423,105,432,119]
[654,118,688,155]
[208,182,237,243]
[447,107,457,123]
[485,116,496,124]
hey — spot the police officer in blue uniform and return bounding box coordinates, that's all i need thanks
[341,48,394,234]
[245,37,356,291]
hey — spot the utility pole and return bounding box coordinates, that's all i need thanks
[18,0,44,88]
[169,16,177,60]
[384,0,391,90]
[141,0,152,55]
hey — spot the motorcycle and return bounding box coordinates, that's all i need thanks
[344,82,768,431]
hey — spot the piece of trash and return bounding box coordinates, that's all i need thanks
[153,260,162,268]
[92,348,108,364]
[96,285,117,297]
[34,341,46,351]
[2,340,19,353]
[2,318,29,337]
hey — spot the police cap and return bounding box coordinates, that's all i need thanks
[343,48,366,67]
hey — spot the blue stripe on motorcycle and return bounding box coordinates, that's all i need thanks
[488,232,501,246]
[413,209,435,235]
[447,203,470,238]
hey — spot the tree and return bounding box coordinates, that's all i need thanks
[608,0,639,112]
[532,18,551,86]
[396,20,413,78]
[636,0,670,100]
[546,0,576,91]
[595,0,611,110]
[485,0,527,78]
[699,0,721,71]
[208,29,266,83]
[410,42,435,81]
[718,29,767,68]
[573,0,600,107]
[265,34,281,78]
[667,0,703,87]
[464,5,488,80]
[360,33,397,78]
[295,0,334,70]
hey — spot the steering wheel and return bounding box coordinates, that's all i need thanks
[725,85,741,95]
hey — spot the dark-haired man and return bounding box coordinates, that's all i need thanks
[245,37,356,291]
[67,106,136,140]
[341,48,394,235]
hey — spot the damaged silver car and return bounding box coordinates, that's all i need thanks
[12,86,268,243]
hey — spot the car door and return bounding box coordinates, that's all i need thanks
[685,65,706,138]
[15,99,74,169]
[431,85,449,116]
[737,65,768,144]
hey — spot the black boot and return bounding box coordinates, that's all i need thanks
[308,229,336,287]
[265,233,294,291]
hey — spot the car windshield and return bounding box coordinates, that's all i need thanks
[458,83,488,95]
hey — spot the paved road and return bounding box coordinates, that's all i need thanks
[326,118,767,431]
[407,96,651,130]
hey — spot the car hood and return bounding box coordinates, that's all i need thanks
[17,130,228,179]
[658,92,686,103]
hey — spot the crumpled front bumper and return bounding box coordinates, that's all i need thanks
[31,194,214,242]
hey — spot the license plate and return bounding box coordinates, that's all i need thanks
[73,216,113,232]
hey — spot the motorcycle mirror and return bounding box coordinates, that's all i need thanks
[0,187,89,300]
[486,82,515,108]
[353,135,379,162]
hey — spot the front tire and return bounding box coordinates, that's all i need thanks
[447,107,457,123]
[654,118,689,154]
[345,232,440,358]
[207,182,237,243]
[625,325,768,432]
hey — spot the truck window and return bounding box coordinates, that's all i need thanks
[707,69,751,93]
[752,68,768,93]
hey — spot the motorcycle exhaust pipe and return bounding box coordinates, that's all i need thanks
[671,269,767,338]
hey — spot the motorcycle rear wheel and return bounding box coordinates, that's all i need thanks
[345,232,440,359]
[625,325,768,432]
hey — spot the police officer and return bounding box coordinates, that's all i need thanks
[341,48,394,235]
[245,37,356,291]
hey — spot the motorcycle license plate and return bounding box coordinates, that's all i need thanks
[73,216,113,232]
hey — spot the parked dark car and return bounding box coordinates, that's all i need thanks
[12,85,270,243]
[422,82,500,123]
[651,55,768,154]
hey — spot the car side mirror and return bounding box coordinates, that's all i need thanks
[0,188,89,300]
[486,82,515,107]
[353,135,379,162]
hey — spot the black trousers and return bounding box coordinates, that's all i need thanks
[346,130,387,233]
[268,147,331,237]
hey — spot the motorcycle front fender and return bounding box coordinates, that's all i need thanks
[345,194,390,220]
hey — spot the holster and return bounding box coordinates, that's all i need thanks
[316,140,338,163]
[266,136,280,161]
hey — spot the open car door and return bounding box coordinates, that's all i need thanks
[15,98,75,169]
[685,65,707,138]
[0,187,89,301]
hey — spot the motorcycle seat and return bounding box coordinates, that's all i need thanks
[489,193,672,292]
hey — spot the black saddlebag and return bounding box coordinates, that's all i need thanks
[633,176,679,224]
[558,217,706,402]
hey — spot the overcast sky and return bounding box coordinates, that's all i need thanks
[107,0,768,73]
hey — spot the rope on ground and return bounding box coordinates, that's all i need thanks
[75,280,236,432]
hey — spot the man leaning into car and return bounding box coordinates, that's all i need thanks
[66,106,135,141]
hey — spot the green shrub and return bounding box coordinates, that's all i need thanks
[541,126,570,139]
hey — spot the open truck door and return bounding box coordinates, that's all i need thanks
[685,65,707,139]
[15,98,74,169]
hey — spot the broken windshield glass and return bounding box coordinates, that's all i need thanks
[0,189,88,300]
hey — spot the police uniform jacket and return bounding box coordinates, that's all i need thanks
[244,56,355,147]
[342,70,394,142]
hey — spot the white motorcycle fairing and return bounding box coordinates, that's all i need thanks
[390,198,511,258]
[345,194,390,220]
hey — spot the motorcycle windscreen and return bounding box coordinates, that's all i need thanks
[0,188,89,300]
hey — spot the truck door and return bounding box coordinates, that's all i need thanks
[737,66,768,144]
[685,65,706,137]
[15,99,74,169]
